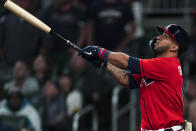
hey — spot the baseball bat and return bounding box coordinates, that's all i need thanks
[4,0,82,52]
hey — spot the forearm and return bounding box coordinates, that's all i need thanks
[106,63,129,88]
[99,49,141,73]
[80,45,140,72]
[107,52,129,69]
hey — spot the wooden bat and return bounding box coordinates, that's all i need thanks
[4,0,82,52]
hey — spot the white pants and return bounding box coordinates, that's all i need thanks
[141,125,184,131]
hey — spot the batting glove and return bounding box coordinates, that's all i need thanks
[79,46,111,67]
[78,46,102,68]
[79,46,99,58]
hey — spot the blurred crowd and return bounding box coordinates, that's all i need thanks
[0,0,196,131]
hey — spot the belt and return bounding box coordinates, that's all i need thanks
[141,125,184,131]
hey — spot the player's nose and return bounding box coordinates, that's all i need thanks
[157,35,162,41]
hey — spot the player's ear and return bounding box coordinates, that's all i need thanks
[170,43,179,52]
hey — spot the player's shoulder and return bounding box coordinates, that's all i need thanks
[142,57,180,67]
[151,57,179,63]
[154,57,181,69]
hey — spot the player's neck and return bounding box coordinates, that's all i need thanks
[157,52,178,58]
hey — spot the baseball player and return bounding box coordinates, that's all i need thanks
[79,24,190,131]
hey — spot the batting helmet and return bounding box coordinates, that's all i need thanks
[156,24,190,57]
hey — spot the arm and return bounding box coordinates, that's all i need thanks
[107,52,129,69]
[79,46,141,72]
[106,63,129,88]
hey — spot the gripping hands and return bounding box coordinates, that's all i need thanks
[79,46,111,68]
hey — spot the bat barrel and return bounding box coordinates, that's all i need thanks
[3,0,82,52]
[4,0,51,33]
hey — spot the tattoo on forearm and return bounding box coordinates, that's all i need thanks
[106,63,128,85]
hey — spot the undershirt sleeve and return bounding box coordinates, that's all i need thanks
[128,74,142,89]
[128,56,141,74]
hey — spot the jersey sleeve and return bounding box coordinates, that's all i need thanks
[129,74,142,89]
[128,56,141,74]
[140,58,169,80]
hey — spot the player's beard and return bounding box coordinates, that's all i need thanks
[153,45,170,56]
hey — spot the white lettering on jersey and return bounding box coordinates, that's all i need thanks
[140,78,155,87]
[178,66,182,76]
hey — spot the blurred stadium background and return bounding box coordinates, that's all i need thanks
[0,0,196,131]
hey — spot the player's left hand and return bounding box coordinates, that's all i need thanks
[78,46,100,59]
[79,46,102,67]
[79,45,110,68]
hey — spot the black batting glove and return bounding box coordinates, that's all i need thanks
[79,46,102,68]
[79,46,111,68]
[78,46,100,59]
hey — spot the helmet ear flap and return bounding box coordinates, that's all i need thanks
[149,37,157,49]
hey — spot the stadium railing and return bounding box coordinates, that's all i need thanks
[72,104,98,131]
[111,86,138,131]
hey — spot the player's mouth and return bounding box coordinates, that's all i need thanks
[154,39,160,47]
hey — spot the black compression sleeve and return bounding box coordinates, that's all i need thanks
[128,56,141,74]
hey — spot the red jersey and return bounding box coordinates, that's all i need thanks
[133,57,184,130]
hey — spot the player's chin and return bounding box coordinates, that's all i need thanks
[153,45,159,51]
[153,46,168,55]
[153,46,162,53]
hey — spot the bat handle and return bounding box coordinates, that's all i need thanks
[50,30,82,52]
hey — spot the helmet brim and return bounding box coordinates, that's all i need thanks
[156,26,165,34]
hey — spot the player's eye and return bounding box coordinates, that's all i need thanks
[162,33,170,39]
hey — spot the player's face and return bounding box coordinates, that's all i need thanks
[153,32,176,55]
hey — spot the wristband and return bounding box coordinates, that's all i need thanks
[98,48,111,66]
